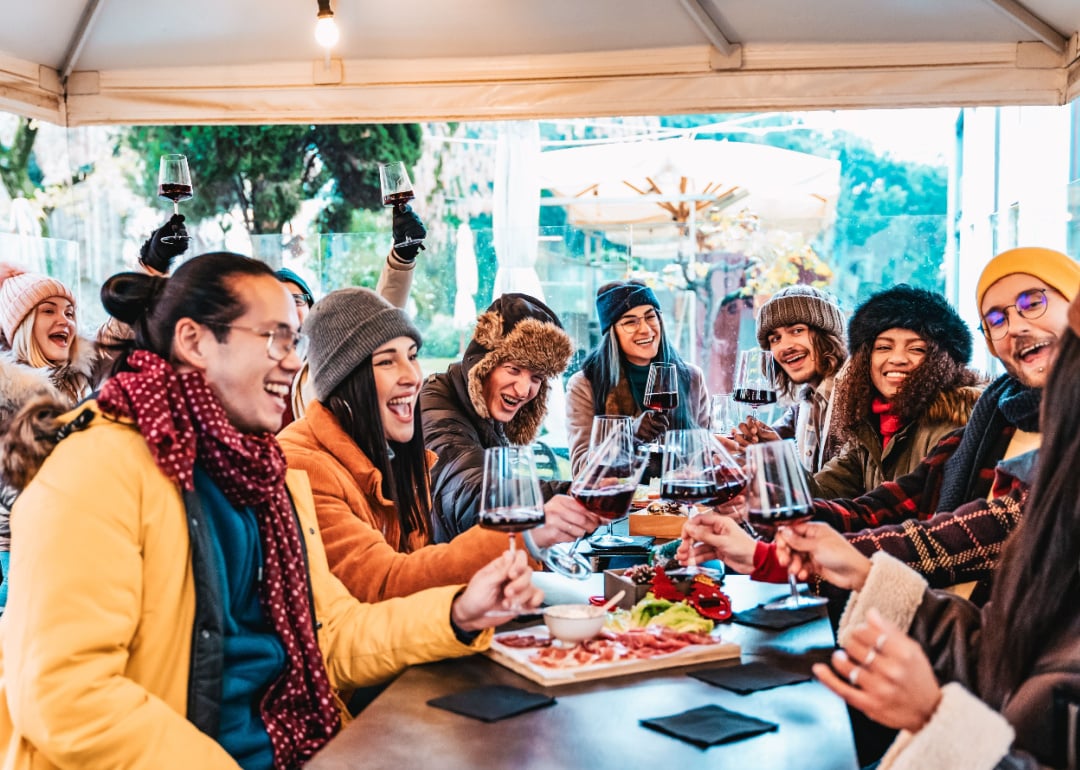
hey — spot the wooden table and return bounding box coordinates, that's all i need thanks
[309,574,857,770]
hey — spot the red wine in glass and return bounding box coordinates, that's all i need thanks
[747,504,812,539]
[158,183,193,204]
[733,388,777,409]
[382,190,415,210]
[479,505,545,534]
[573,483,637,522]
[705,475,747,505]
[645,391,679,411]
[660,479,718,502]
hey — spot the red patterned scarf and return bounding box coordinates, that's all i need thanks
[98,350,339,767]
[871,397,902,449]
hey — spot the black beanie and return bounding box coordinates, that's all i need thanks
[595,281,662,334]
[847,284,972,365]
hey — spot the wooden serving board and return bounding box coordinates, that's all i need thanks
[486,626,740,686]
[628,512,688,539]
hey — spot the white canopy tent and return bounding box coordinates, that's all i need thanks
[1,0,1078,127]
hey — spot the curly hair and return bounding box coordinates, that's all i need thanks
[831,339,982,442]
[772,328,847,400]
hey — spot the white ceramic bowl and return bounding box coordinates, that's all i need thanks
[543,604,606,644]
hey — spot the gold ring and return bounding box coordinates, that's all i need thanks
[863,648,877,667]
[874,632,888,652]
[848,665,861,687]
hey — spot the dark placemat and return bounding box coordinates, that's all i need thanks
[427,684,556,722]
[581,535,655,553]
[641,704,778,748]
[689,661,812,694]
[731,603,823,630]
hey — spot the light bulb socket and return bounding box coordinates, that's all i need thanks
[316,0,334,18]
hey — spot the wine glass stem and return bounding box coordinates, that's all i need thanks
[507,534,516,553]
[173,202,179,216]
[787,574,802,607]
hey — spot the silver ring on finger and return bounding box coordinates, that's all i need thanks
[863,648,877,667]
[848,665,862,687]
[874,632,888,652]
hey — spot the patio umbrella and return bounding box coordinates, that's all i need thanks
[537,138,840,249]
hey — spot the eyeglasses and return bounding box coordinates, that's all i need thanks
[291,292,313,308]
[615,310,661,333]
[980,289,1049,340]
[204,323,309,361]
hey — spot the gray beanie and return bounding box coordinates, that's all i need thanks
[304,287,422,400]
[756,284,845,350]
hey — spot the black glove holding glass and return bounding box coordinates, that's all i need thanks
[391,204,426,262]
[139,214,189,275]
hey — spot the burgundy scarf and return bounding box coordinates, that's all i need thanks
[871,397,902,449]
[98,350,339,767]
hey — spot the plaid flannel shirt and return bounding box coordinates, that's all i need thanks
[811,425,1028,589]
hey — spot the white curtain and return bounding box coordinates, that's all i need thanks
[492,120,544,300]
[453,222,479,328]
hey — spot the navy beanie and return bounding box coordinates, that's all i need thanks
[596,282,662,334]
[275,267,314,306]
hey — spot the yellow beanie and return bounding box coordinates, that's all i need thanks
[975,247,1080,357]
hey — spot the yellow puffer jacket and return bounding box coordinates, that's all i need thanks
[0,406,489,769]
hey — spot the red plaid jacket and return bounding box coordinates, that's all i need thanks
[750,428,1032,589]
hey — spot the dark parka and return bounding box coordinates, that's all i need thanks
[421,294,573,543]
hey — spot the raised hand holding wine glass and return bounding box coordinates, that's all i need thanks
[544,428,649,579]
[744,440,828,610]
[379,161,425,254]
[157,154,193,245]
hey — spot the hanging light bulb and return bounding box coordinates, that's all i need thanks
[314,0,340,48]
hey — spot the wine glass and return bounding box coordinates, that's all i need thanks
[732,350,777,416]
[544,429,650,580]
[744,440,828,611]
[157,154,193,244]
[379,161,424,251]
[662,428,747,577]
[710,392,737,438]
[586,415,636,547]
[478,447,546,612]
[642,362,678,453]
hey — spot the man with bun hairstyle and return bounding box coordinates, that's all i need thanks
[742,284,848,472]
[421,293,598,543]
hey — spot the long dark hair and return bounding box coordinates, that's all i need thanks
[771,327,847,401]
[580,315,699,430]
[831,339,981,441]
[100,252,274,372]
[325,360,432,550]
[979,330,1080,703]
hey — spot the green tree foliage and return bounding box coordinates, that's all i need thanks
[0,117,40,201]
[123,123,422,235]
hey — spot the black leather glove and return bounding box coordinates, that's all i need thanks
[633,410,670,443]
[139,214,188,274]
[391,204,426,262]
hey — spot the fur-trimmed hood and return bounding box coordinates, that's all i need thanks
[0,353,63,427]
[920,385,983,426]
[461,293,573,445]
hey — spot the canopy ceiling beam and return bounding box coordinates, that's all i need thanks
[982,0,1068,54]
[677,0,735,58]
[59,0,107,82]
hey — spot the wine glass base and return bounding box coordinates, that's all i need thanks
[663,564,725,580]
[394,237,424,249]
[159,235,191,245]
[764,593,828,611]
[542,546,593,580]
[590,533,635,548]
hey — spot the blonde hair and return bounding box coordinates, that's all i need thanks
[10,308,54,369]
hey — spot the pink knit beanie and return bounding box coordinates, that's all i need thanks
[0,272,76,343]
